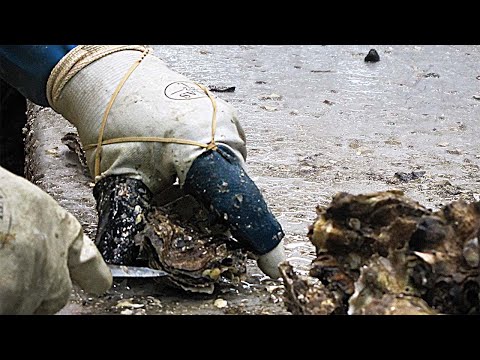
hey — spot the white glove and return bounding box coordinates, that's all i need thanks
[47,45,247,194]
[256,239,286,279]
[0,167,112,314]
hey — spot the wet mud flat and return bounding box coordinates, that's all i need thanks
[24,45,480,315]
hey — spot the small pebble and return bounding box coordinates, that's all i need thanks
[260,105,278,112]
[214,298,228,308]
[365,49,380,62]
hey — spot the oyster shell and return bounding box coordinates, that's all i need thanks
[281,190,480,314]
[135,194,249,294]
[279,262,340,315]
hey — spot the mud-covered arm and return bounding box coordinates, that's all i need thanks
[0,45,77,106]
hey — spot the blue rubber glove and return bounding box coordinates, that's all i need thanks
[184,145,286,278]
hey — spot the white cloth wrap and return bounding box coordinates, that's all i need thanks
[47,45,247,194]
[0,167,112,314]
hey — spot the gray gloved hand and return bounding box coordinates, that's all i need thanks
[257,239,286,279]
[46,45,246,194]
[46,45,248,265]
[46,45,285,278]
[0,167,112,314]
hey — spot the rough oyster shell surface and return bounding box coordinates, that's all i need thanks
[281,190,480,315]
[136,195,249,294]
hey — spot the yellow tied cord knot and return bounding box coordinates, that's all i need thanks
[83,49,219,180]
[206,142,218,151]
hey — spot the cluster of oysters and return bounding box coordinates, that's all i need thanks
[280,190,480,315]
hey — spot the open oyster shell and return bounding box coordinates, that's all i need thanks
[135,193,249,294]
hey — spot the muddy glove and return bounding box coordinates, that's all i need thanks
[46,45,285,277]
[0,167,112,314]
[184,145,286,279]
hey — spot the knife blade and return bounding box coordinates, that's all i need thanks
[108,264,169,278]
